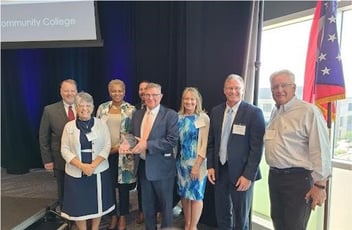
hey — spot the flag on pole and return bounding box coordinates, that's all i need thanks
[303,0,345,121]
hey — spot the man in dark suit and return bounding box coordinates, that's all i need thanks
[207,74,265,230]
[128,82,178,230]
[39,79,77,208]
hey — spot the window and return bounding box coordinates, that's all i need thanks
[254,4,352,230]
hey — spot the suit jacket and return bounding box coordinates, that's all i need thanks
[131,105,179,181]
[207,101,265,183]
[39,101,69,171]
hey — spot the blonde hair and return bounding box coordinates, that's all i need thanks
[179,87,204,115]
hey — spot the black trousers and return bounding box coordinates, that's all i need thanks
[137,169,143,212]
[117,182,136,215]
[214,163,253,230]
[268,168,313,230]
[110,154,119,216]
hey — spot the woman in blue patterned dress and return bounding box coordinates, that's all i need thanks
[96,79,136,230]
[177,87,210,230]
[61,92,114,230]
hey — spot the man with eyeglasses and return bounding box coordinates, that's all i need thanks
[264,69,331,230]
[207,74,265,230]
[127,82,179,230]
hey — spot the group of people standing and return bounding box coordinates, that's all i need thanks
[39,69,331,230]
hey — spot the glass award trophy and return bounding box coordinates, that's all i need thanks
[119,133,137,153]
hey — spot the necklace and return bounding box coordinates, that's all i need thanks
[110,104,121,114]
[79,118,92,130]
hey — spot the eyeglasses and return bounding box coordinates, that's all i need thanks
[224,87,242,91]
[271,83,295,91]
[77,104,93,108]
[144,94,161,98]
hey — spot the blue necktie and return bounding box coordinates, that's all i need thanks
[219,108,233,165]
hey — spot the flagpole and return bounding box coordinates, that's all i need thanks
[252,0,263,107]
[250,1,263,229]
[323,102,332,230]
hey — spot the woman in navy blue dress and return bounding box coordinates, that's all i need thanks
[176,87,210,230]
[61,92,114,230]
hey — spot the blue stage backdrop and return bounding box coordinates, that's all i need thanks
[1,2,251,180]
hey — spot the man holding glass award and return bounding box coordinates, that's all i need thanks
[119,82,178,230]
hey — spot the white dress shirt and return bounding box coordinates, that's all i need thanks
[264,97,331,182]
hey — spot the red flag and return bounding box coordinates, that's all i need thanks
[303,0,345,121]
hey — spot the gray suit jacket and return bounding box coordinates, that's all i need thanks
[131,105,179,181]
[39,101,69,171]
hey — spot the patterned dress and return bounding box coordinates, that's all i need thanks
[96,101,136,184]
[176,115,207,200]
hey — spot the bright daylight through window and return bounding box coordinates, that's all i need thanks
[254,5,352,230]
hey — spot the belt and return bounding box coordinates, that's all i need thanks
[270,167,310,174]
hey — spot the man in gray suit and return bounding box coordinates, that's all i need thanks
[127,82,178,230]
[39,79,77,208]
[207,74,265,230]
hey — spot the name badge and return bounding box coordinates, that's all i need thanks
[194,119,206,128]
[264,130,276,140]
[86,131,98,142]
[232,125,246,135]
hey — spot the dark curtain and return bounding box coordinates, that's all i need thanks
[134,1,187,109]
[2,3,252,225]
[134,1,251,112]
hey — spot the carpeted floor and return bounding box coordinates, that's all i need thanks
[1,168,217,230]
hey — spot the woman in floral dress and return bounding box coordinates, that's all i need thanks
[176,87,210,230]
[96,79,136,230]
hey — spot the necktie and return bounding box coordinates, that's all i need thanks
[140,111,153,159]
[142,111,153,140]
[68,105,75,121]
[219,108,233,165]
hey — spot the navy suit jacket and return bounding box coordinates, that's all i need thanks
[39,101,69,171]
[207,101,265,183]
[131,105,179,181]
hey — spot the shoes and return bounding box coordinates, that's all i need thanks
[136,211,144,224]
[106,227,117,230]
[157,212,161,224]
[106,215,119,230]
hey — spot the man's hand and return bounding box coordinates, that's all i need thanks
[44,162,54,171]
[130,137,147,154]
[305,186,327,210]
[207,168,216,184]
[235,176,252,191]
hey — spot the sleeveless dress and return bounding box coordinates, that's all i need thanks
[61,118,114,220]
[176,115,207,200]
